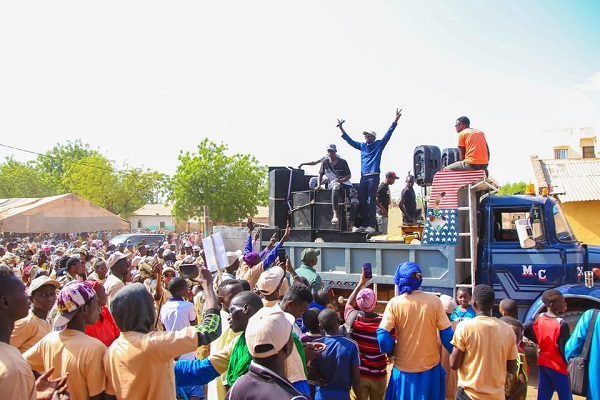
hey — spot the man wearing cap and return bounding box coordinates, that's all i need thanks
[375,171,398,234]
[338,108,402,234]
[399,175,417,224]
[104,251,129,305]
[10,276,59,353]
[316,143,359,229]
[257,265,289,307]
[24,281,109,400]
[57,256,85,287]
[294,248,322,295]
[226,306,309,400]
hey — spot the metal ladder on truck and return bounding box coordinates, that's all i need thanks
[455,176,499,293]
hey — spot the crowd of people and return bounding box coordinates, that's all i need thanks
[4,114,600,400]
[2,224,598,400]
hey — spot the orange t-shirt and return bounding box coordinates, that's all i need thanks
[379,290,451,372]
[458,128,488,165]
[10,310,51,353]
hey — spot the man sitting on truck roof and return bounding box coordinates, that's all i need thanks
[444,116,490,173]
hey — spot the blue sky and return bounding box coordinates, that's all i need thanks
[1,1,599,198]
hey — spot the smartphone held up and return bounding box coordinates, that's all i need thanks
[362,262,372,279]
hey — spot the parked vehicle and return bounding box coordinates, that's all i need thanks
[275,169,600,321]
[109,233,167,249]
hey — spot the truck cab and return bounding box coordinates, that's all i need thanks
[478,194,600,318]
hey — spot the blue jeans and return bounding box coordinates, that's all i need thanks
[358,175,379,229]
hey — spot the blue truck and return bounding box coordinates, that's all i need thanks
[279,169,600,323]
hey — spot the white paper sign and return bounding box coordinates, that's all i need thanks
[202,232,229,272]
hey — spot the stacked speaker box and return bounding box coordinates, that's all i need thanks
[413,145,441,187]
[442,148,461,168]
[290,189,347,231]
[314,189,346,231]
[291,191,312,229]
[269,168,305,228]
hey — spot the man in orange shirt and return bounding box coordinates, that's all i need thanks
[444,116,490,172]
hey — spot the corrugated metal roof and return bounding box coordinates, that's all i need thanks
[531,156,600,202]
[131,204,173,216]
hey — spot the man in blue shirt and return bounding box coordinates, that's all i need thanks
[338,108,402,233]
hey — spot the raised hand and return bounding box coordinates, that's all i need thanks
[336,118,345,129]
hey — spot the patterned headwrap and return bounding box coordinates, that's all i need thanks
[53,281,97,328]
[243,252,261,267]
[394,262,423,295]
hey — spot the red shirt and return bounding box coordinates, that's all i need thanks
[85,306,121,347]
[533,313,569,374]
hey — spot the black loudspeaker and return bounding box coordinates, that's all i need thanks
[269,168,306,200]
[413,145,441,187]
[260,228,280,245]
[291,191,313,229]
[269,199,290,229]
[287,229,316,242]
[442,148,461,168]
[313,203,346,231]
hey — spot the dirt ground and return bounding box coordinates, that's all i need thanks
[524,345,584,400]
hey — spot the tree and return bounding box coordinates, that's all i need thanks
[171,139,268,223]
[61,153,118,211]
[0,157,57,198]
[498,181,528,195]
[35,140,100,193]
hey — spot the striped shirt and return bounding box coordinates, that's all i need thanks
[345,305,388,380]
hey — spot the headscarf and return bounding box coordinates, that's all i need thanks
[110,283,155,333]
[243,252,261,267]
[356,288,377,313]
[394,262,423,295]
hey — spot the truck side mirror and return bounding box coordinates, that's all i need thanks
[515,218,536,249]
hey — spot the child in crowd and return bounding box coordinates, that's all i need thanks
[500,317,527,400]
[439,294,458,400]
[500,298,519,319]
[450,287,476,321]
[300,308,323,343]
[524,289,571,400]
[10,276,60,353]
[312,309,362,400]
[160,277,203,400]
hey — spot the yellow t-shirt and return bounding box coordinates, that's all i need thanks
[10,309,51,353]
[104,327,198,400]
[236,261,265,290]
[452,316,518,400]
[24,329,107,400]
[379,290,451,372]
[104,275,125,306]
[0,342,36,400]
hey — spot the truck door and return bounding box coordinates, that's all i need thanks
[486,206,565,303]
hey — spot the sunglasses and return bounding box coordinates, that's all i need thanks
[164,274,175,278]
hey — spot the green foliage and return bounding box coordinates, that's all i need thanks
[171,139,268,223]
[0,142,171,217]
[35,140,100,193]
[0,157,58,198]
[498,181,528,195]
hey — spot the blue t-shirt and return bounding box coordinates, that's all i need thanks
[450,305,476,321]
[312,335,360,400]
[341,122,397,175]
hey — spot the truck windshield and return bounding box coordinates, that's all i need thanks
[552,204,577,242]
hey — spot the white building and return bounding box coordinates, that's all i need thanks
[130,204,176,231]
